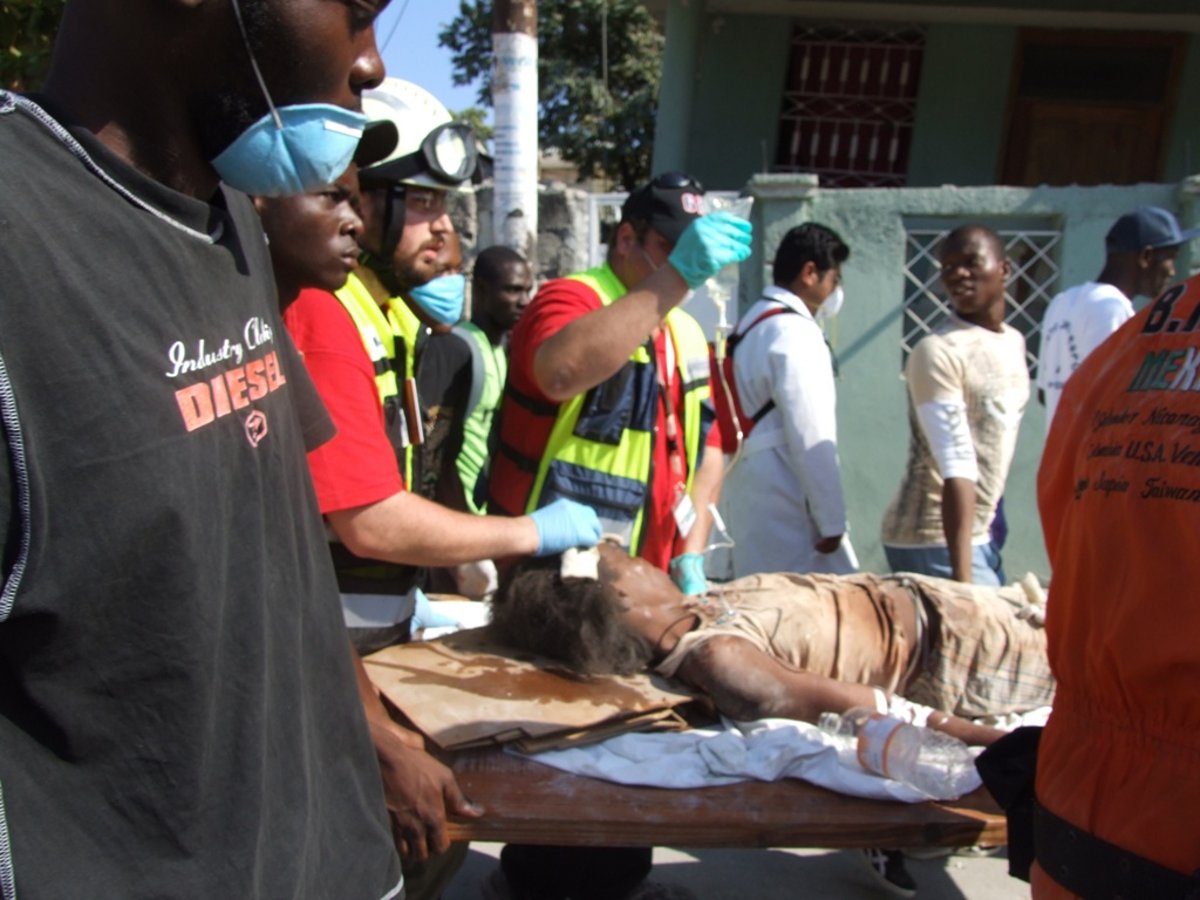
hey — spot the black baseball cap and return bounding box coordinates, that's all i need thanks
[621,171,706,245]
[1106,206,1200,253]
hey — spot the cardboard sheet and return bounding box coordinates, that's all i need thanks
[364,628,696,751]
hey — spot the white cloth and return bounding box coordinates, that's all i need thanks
[720,287,857,577]
[517,717,981,803]
[1037,281,1134,429]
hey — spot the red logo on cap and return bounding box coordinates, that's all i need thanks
[681,192,703,215]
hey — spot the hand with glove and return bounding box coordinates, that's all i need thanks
[669,551,708,597]
[667,211,754,289]
[529,498,602,556]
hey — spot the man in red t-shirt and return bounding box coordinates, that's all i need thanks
[489,174,752,584]
[256,143,601,899]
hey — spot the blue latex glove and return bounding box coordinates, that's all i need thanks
[669,552,708,597]
[409,588,461,635]
[530,498,602,556]
[667,211,754,289]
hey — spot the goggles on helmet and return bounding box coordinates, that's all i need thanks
[359,122,480,189]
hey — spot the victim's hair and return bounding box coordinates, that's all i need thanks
[489,556,653,676]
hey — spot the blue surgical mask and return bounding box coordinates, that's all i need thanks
[409,274,465,325]
[213,104,367,197]
[212,0,367,197]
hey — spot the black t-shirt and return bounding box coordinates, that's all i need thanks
[0,93,401,899]
[413,328,473,506]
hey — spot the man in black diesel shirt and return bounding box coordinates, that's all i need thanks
[0,2,476,897]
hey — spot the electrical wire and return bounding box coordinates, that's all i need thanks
[379,0,413,53]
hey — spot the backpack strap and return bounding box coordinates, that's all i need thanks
[451,325,488,422]
[728,304,799,424]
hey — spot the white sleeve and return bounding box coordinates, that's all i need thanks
[915,400,978,481]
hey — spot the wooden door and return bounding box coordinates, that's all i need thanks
[1001,31,1183,187]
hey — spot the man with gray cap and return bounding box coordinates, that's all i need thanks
[484,172,751,900]
[1038,205,1198,427]
[489,173,752,581]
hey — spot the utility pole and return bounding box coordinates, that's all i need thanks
[491,0,538,262]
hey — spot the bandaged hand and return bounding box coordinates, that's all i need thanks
[667,212,754,289]
[669,551,708,596]
[409,588,460,636]
[886,693,937,728]
[529,498,602,556]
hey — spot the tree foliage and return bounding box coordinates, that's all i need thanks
[439,0,664,190]
[2,0,65,91]
[450,105,495,145]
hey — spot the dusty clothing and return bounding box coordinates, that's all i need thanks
[655,572,1053,719]
[881,316,1029,549]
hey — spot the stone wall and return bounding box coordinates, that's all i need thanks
[447,182,593,281]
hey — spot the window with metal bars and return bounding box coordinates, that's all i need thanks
[902,220,1062,376]
[776,23,926,187]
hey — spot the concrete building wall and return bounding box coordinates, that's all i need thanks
[451,183,593,282]
[652,6,1200,192]
[1164,37,1200,181]
[675,14,792,190]
[906,24,1016,187]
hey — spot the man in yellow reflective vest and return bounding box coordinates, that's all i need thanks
[484,172,752,900]
[275,83,601,656]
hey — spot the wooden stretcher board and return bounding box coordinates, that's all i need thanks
[443,746,1006,849]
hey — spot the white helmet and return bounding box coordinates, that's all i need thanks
[358,78,479,190]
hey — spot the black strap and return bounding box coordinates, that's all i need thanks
[1035,800,1200,899]
[496,439,541,475]
[975,726,1041,882]
[506,383,560,417]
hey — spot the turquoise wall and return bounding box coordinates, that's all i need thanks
[670,14,793,190]
[906,25,1016,187]
[1164,37,1200,181]
[738,175,1199,581]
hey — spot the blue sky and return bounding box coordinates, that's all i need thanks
[375,2,483,115]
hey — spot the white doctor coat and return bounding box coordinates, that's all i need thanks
[718,285,857,576]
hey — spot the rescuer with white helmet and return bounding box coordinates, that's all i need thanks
[355,77,481,300]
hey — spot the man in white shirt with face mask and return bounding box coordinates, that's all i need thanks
[719,222,858,577]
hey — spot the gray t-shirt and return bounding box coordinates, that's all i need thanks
[0,93,401,899]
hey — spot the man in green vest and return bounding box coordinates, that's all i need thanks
[455,245,534,515]
[434,246,534,599]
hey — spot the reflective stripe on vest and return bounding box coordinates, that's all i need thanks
[333,273,417,486]
[453,321,507,514]
[525,264,711,553]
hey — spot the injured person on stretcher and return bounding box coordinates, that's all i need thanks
[489,540,1054,749]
